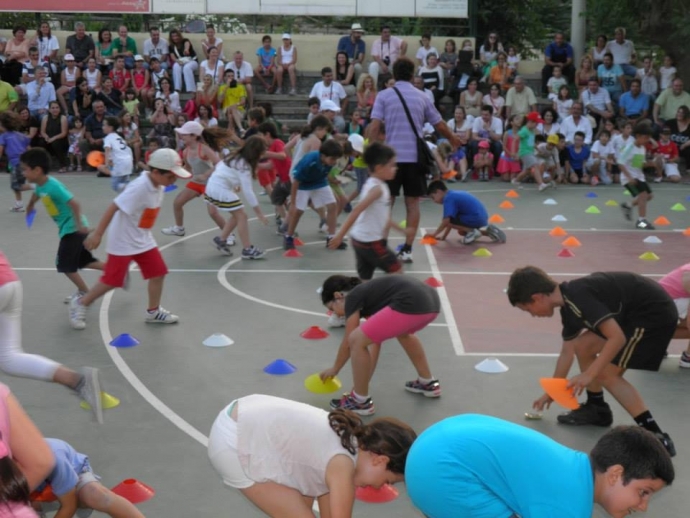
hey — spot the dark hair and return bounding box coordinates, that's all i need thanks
[20,148,51,174]
[200,126,233,152]
[262,35,272,43]
[105,116,120,131]
[481,104,494,115]
[507,266,557,305]
[599,129,611,138]
[38,21,52,41]
[603,52,614,60]
[590,426,674,485]
[98,28,112,45]
[257,121,279,138]
[307,96,320,107]
[321,66,333,76]
[392,57,415,82]
[225,135,268,178]
[535,133,546,144]
[574,131,586,139]
[427,180,448,195]
[206,23,215,30]
[363,142,395,171]
[12,25,27,36]
[319,139,343,158]
[75,76,87,87]
[483,33,501,52]
[556,132,566,140]
[247,107,265,124]
[444,39,456,53]
[150,26,160,33]
[309,114,333,134]
[677,105,690,120]
[256,102,273,118]
[320,275,362,304]
[633,123,652,137]
[0,454,30,506]
[0,111,23,133]
[541,107,558,122]
[629,78,641,88]
[125,87,136,98]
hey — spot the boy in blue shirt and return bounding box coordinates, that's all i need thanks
[565,131,591,183]
[406,414,674,518]
[33,438,145,518]
[425,180,506,245]
[284,140,344,250]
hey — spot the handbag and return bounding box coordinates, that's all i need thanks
[392,87,435,171]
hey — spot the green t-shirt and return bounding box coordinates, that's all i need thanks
[35,177,88,238]
[0,80,19,111]
[518,126,535,157]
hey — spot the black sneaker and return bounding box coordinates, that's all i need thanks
[621,202,632,221]
[636,219,655,230]
[557,401,613,427]
[284,235,295,250]
[326,237,347,250]
[485,224,507,243]
[656,432,676,457]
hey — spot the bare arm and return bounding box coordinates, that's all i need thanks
[84,202,119,250]
[54,489,79,518]
[321,311,361,379]
[322,455,356,518]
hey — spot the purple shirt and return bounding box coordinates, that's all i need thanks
[370,81,442,163]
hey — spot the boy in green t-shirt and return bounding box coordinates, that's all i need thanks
[22,149,105,301]
[512,112,554,191]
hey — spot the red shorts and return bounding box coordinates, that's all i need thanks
[360,307,438,344]
[100,248,168,288]
[186,181,206,195]
[257,169,276,188]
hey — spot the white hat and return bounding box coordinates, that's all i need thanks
[422,122,435,136]
[134,54,144,61]
[282,33,291,40]
[350,23,365,33]
[147,149,192,178]
[347,133,364,154]
[64,54,75,61]
[319,99,341,113]
[174,120,204,137]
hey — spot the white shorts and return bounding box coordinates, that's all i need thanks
[664,163,680,178]
[676,298,689,320]
[207,401,255,489]
[204,186,244,212]
[294,186,336,211]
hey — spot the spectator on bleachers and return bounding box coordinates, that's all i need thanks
[32,21,59,76]
[590,34,608,68]
[319,98,346,134]
[113,25,137,69]
[537,107,560,136]
[546,65,568,101]
[109,55,131,93]
[194,104,218,128]
[226,51,254,107]
[0,77,18,111]
[131,55,149,104]
[636,56,659,99]
[553,85,573,122]
[439,39,457,85]
[200,46,224,85]
[40,100,69,172]
[337,23,366,82]
[483,83,505,118]
[505,76,537,120]
[560,101,593,144]
[506,46,520,73]
[659,55,677,91]
[275,33,298,95]
[25,66,55,119]
[488,52,513,92]
[581,77,614,128]
[356,73,376,120]
[147,97,175,148]
[18,47,41,90]
[1,26,30,85]
[83,57,102,91]
[95,28,114,73]
[96,77,122,115]
[478,32,503,74]
[459,77,482,118]
[575,55,596,93]
[653,78,690,126]
[119,109,142,165]
[65,22,95,70]
[56,54,80,114]
[369,25,407,88]
[70,77,94,119]
[254,35,276,93]
[218,68,247,133]
[471,104,503,169]
[310,66,348,114]
[201,23,224,61]
[142,26,169,71]
[155,76,180,114]
[541,32,574,95]
[665,105,690,166]
[79,98,106,158]
[418,53,444,108]
[597,52,626,103]
[169,28,198,93]
[413,75,435,105]
[335,51,356,96]
[605,27,637,78]
[447,105,473,149]
[618,78,650,124]
[450,48,480,98]
[415,34,438,69]
[147,57,168,101]
[186,73,218,119]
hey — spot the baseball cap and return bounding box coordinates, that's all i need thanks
[282,33,291,40]
[319,99,341,113]
[147,149,192,178]
[174,120,204,137]
[134,54,144,61]
[526,112,545,124]
[478,140,490,149]
[547,134,560,145]
[351,23,365,33]
[347,134,364,154]
[64,54,75,61]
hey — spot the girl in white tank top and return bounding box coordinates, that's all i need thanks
[279,43,295,65]
[84,68,100,90]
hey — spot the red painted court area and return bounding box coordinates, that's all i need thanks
[430,230,689,354]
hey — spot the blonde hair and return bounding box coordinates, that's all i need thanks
[357,73,377,94]
[437,141,452,160]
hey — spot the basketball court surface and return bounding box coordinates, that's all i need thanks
[3,175,689,517]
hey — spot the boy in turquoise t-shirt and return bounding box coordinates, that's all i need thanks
[22,148,104,301]
[512,112,554,191]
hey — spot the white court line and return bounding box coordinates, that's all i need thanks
[420,228,464,354]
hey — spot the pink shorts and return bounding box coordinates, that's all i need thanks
[360,307,438,344]
[100,248,168,288]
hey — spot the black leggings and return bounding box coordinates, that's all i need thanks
[44,138,69,168]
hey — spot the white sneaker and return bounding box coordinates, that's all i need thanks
[69,297,87,330]
[319,222,329,234]
[511,178,521,186]
[145,306,179,324]
[653,177,663,183]
[77,367,103,424]
[161,226,185,236]
[462,228,481,244]
[327,313,347,327]
[538,182,552,192]
[226,233,236,246]
[64,291,85,304]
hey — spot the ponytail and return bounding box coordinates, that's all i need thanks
[328,410,417,475]
[222,135,268,179]
[320,275,362,305]
[201,127,233,152]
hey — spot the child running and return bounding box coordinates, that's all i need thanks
[68,149,191,330]
[619,123,655,229]
[319,275,441,415]
[31,438,145,518]
[96,117,133,193]
[405,415,674,518]
[0,111,32,212]
[425,180,506,245]
[658,262,690,368]
[507,266,678,456]
[257,121,292,230]
[512,112,554,191]
[207,394,416,516]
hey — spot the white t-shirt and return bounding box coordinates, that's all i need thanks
[611,133,632,155]
[659,66,677,91]
[350,177,390,242]
[309,81,347,103]
[194,117,218,127]
[143,38,169,60]
[199,60,225,84]
[447,117,474,140]
[554,98,573,123]
[472,116,504,139]
[591,140,614,159]
[103,133,133,177]
[107,172,163,255]
[605,40,635,65]
[224,60,254,80]
[617,141,646,186]
[36,35,59,62]
[560,116,593,145]
[415,46,438,67]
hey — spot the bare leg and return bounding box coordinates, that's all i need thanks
[78,482,145,518]
[172,188,199,228]
[325,202,338,235]
[146,275,165,309]
[207,203,226,230]
[80,282,115,307]
[349,327,375,396]
[240,481,315,518]
[398,333,433,379]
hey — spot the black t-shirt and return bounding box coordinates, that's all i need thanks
[96,89,122,113]
[65,34,95,63]
[344,276,440,318]
[560,272,676,341]
[666,119,690,151]
[84,113,105,140]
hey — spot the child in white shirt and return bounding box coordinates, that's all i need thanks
[618,124,655,230]
[97,117,133,193]
[547,66,568,101]
[587,129,616,185]
[659,55,676,90]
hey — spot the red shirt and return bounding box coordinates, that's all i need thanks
[656,140,678,160]
[109,68,131,92]
[269,139,292,182]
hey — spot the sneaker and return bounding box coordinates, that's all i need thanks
[318,221,328,234]
[679,351,690,368]
[511,178,521,186]
[68,297,87,330]
[241,246,265,259]
[77,367,103,424]
[486,224,507,243]
[284,235,296,250]
[656,432,676,457]
[289,88,297,96]
[161,226,185,236]
[213,236,233,256]
[556,401,613,427]
[621,202,632,221]
[404,379,441,398]
[226,233,236,246]
[327,313,347,327]
[329,392,375,416]
[462,228,481,245]
[145,306,179,324]
[273,87,282,95]
[276,223,288,236]
[397,249,413,263]
[538,181,552,192]
[460,168,472,182]
[326,237,347,250]
[635,219,655,230]
[10,203,25,213]
[653,176,663,183]
[64,291,85,304]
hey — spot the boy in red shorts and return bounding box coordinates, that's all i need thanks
[68,149,191,330]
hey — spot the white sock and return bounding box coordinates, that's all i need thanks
[352,391,369,403]
[418,376,434,384]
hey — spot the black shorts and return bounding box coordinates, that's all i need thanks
[56,232,98,273]
[352,238,402,280]
[386,162,427,198]
[625,181,652,197]
[270,180,291,206]
[612,321,676,371]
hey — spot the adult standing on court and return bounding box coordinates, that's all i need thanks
[367,56,460,263]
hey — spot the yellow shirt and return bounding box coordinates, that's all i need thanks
[218,83,247,111]
[0,81,19,112]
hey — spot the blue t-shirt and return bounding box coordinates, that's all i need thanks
[0,131,30,167]
[34,176,88,238]
[597,64,624,93]
[337,35,366,62]
[256,46,276,68]
[36,439,90,497]
[442,190,488,227]
[618,91,650,117]
[567,145,590,170]
[544,41,573,63]
[406,414,594,518]
[292,151,330,191]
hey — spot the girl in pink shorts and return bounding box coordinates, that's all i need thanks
[320,275,441,416]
